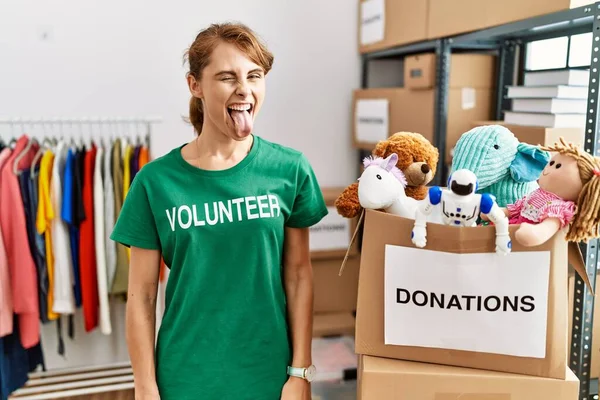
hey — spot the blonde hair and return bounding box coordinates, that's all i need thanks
[183,22,274,135]
[541,137,600,242]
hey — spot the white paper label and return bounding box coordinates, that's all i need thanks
[462,87,476,110]
[355,99,389,143]
[384,245,551,358]
[360,0,385,45]
[309,206,351,252]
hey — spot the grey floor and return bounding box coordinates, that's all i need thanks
[312,380,357,400]
[311,336,358,400]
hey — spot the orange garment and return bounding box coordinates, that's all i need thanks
[138,145,149,169]
[79,145,99,332]
[0,136,40,348]
[36,149,59,321]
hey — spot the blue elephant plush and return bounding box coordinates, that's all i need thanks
[450,125,551,208]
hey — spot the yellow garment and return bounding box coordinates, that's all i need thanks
[36,150,59,321]
[122,144,134,260]
[123,144,133,200]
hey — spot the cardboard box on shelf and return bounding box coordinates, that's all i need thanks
[358,0,428,54]
[357,355,579,400]
[314,256,359,314]
[353,209,588,379]
[404,53,496,90]
[470,121,585,148]
[353,88,494,160]
[310,187,359,260]
[313,312,356,338]
[427,0,594,39]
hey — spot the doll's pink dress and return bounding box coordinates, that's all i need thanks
[506,188,576,228]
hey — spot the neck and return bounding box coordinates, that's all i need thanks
[385,190,417,219]
[196,121,253,161]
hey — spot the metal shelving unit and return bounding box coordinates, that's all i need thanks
[359,3,600,399]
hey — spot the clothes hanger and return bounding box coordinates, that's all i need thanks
[13,137,38,175]
[30,137,52,178]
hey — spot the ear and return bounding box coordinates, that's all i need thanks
[383,153,398,171]
[509,143,551,183]
[187,74,203,98]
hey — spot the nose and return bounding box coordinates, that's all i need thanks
[236,80,250,97]
[421,164,431,174]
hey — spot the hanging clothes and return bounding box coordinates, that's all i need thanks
[0,148,13,337]
[0,135,40,349]
[111,139,128,295]
[18,165,49,326]
[51,140,75,316]
[0,315,45,400]
[103,140,117,291]
[36,149,59,322]
[61,147,83,308]
[93,145,111,335]
[79,144,99,332]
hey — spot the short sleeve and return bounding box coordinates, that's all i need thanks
[110,172,161,250]
[285,154,328,228]
[538,199,576,229]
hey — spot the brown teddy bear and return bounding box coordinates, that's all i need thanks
[334,131,439,218]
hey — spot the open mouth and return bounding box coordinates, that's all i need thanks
[227,103,253,118]
[227,103,254,134]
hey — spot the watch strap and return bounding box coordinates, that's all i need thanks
[287,366,306,379]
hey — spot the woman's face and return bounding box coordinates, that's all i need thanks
[189,41,266,140]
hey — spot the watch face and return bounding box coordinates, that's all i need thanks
[305,365,317,382]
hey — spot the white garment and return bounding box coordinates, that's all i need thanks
[103,141,117,289]
[94,146,111,335]
[51,141,75,314]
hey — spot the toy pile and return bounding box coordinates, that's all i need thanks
[335,125,600,399]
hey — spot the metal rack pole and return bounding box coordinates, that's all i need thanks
[432,38,451,186]
[570,5,600,399]
[494,40,518,120]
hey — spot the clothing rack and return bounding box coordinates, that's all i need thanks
[0,116,162,400]
[0,116,162,148]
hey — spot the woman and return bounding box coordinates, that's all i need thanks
[110,22,328,400]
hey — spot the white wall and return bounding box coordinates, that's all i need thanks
[0,0,360,369]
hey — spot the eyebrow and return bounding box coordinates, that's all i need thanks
[214,68,264,77]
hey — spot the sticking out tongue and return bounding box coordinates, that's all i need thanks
[230,110,253,136]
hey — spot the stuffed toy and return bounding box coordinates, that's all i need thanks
[412,169,511,256]
[502,137,600,247]
[451,125,550,208]
[335,131,439,218]
[358,153,419,219]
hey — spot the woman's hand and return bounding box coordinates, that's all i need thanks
[280,377,311,400]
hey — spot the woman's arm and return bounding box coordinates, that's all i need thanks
[282,226,313,388]
[127,246,162,399]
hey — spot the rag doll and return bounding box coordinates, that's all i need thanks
[451,125,550,208]
[504,137,600,247]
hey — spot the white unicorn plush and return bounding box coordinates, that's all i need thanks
[357,153,421,219]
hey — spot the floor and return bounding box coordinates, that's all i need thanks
[310,336,358,400]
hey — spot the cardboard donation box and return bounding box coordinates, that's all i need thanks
[357,355,579,400]
[355,209,581,379]
[358,0,428,54]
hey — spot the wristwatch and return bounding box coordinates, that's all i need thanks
[287,364,317,382]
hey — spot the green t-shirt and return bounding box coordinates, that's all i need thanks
[110,135,328,399]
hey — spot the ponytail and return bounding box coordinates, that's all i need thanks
[189,96,204,135]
